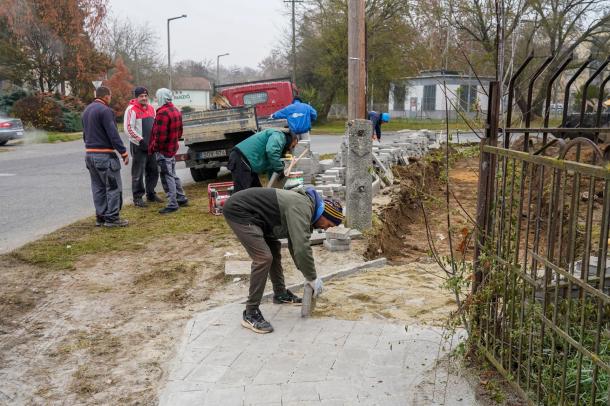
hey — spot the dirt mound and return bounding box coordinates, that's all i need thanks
[366,147,480,263]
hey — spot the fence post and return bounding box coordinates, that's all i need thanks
[473,81,500,292]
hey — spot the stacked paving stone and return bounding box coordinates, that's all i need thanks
[308,130,441,202]
[291,140,319,184]
[323,226,352,252]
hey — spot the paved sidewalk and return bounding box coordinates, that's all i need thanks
[159,302,478,405]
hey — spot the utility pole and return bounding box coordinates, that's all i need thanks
[285,0,303,84]
[347,0,366,119]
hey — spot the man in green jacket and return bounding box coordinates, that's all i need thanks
[223,187,344,334]
[227,128,298,192]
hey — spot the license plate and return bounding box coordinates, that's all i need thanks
[197,149,227,159]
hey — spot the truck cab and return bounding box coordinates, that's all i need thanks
[216,78,297,118]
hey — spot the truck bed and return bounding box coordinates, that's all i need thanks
[182,106,258,145]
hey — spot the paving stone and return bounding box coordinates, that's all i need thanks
[323,240,351,252]
[225,260,252,276]
[325,226,351,240]
[281,382,320,402]
[244,383,283,405]
[188,363,230,383]
[315,379,360,401]
[163,390,208,406]
[205,386,244,406]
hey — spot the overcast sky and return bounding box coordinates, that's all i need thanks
[107,0,291,69]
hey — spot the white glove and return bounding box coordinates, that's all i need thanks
[305,277,324,297]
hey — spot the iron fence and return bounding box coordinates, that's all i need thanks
[473,56,610,405]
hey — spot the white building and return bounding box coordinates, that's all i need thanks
[388,70,494,120]
[172,76,212,111]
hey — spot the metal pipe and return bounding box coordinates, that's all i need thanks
[524,56,554,151]
[505,53,534,147]
[542,55,573,142]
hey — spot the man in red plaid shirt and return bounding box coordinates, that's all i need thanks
[148,88,188,214]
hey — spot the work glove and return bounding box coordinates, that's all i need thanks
[305,277,324,297]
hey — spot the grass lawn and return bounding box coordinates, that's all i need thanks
[10,180,230,271]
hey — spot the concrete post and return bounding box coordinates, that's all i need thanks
[345,119,372,230]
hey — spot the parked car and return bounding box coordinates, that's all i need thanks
[0,115,24,145]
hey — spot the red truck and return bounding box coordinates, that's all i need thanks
[179,78,296,182]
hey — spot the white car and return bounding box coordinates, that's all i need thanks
[0,115,24,145]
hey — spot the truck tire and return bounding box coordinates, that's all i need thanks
[190,167,221,182]
[0,140,8,146]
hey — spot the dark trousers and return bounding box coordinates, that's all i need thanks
[227,149,261,192]
[85,153,123,222]
[225,219,286,311]
[130,143,159,199]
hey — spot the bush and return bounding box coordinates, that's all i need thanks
[0,89,27,115]
[13,94,64,130]
[12,93,84,132]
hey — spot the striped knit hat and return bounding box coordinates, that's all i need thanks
[321,198,344,225]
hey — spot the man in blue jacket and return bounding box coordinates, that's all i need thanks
[82,86,129,227]
[270,97,317,141]
[368,111,390,142]
[227,128,298,192]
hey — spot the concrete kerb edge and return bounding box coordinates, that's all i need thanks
[259,257,387,300]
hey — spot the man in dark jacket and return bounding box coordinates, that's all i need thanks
[82,86,129,227]
[149,88,188,214]
[227,128,297,192]
[124,86,160,207]
[223,187,344,334]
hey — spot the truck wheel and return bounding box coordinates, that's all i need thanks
[0,140,8,146]
[190,167,220,182]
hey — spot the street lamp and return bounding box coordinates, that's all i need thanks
[216,53,229,84]
[167,14,187,90]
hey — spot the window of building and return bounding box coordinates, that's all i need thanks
[459,85,477,111]
[243,92,268,106]
[422,85,436,111]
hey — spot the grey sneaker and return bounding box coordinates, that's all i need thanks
[103,218,129,227]
[241,309,274,334]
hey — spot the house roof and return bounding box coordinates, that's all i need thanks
[399,70,495,82]
[173,76,212,91]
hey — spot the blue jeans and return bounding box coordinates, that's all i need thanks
[156,154,186,209]
[85,153,123,222]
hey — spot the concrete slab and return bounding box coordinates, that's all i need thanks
[159,302,479,406]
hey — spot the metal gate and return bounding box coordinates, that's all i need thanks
[473,56,610,405]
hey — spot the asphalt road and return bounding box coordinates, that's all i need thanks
[0,133,354,253]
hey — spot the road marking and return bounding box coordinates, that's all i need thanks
[0,173,16,177]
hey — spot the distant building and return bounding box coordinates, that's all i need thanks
[388,70,494,120]
[172,76,212,111]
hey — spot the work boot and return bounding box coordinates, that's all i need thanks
[95,216,104,227]
[177,199,189,207]
[241,309,273,334]
[103,218,129,228]
[273,289,303,305]
[147,194,163,203]
[159,207,179,214]
[133,197,147,208]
